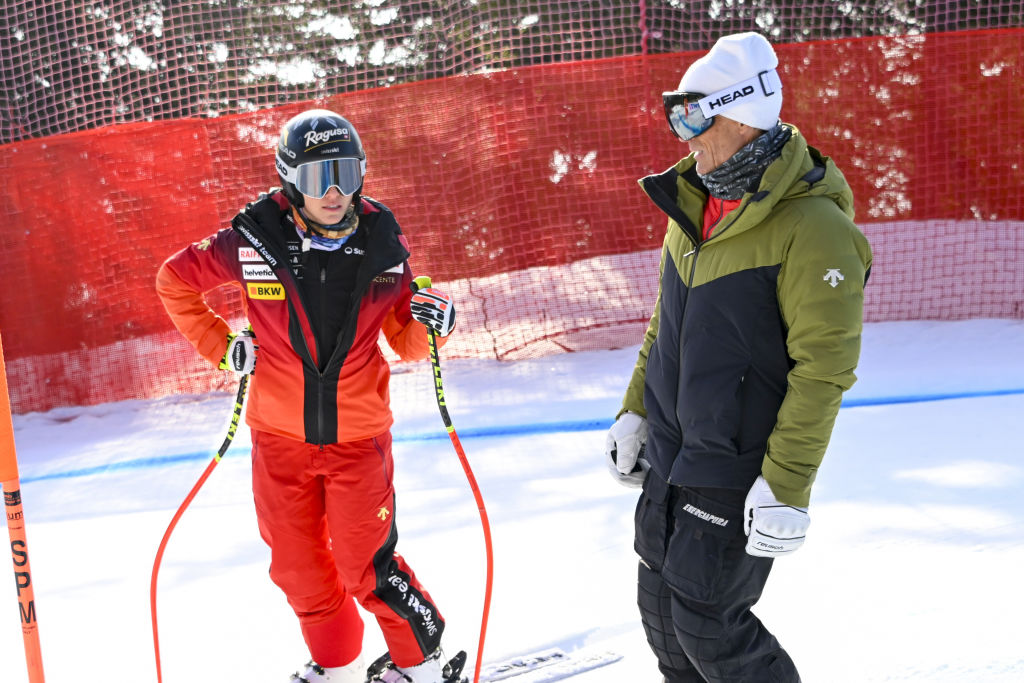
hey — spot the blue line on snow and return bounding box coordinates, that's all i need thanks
[19,387,1024,484]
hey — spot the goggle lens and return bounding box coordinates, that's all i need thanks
[663,92,713,141]
[294,158,363,198]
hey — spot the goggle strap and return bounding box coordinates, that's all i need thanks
[276,154,298,184]
[696,69,782,118]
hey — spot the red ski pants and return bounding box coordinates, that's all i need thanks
[251,429,444,668]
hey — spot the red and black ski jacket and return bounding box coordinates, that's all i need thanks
[156,189,445,444]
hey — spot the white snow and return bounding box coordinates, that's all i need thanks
[2,318,1024,682]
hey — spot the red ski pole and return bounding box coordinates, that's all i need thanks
[150,374,249,683]
[413,276,494,683]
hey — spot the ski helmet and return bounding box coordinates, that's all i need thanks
[275,109,367,208]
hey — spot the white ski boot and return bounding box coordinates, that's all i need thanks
[366,648,467,683]
[289,655,365,683]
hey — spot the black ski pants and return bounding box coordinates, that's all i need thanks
[634,473,800,683]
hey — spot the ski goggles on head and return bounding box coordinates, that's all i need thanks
[662,69,783,141]
[292,158,364,198]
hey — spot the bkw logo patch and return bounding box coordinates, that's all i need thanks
[247,283,286,300]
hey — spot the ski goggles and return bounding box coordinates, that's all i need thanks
[662,92,714,141]
[662,69,782,140]
[290,158,364,198]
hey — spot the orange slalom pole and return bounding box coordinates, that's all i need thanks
[414,276,494,683]
[427,330,493,683]
[0,331,45,683]
[150,373,248,683]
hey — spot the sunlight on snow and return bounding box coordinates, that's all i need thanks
[893,460,1022,488]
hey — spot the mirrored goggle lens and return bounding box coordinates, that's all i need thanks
[662,92,713,141]
[294,158,362,198]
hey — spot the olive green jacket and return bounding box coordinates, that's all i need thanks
[622,125,872,507]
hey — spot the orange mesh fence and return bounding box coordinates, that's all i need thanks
[1,19,1023,412]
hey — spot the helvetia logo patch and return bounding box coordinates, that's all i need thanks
[247,282,286,300]
[243,264,278,281]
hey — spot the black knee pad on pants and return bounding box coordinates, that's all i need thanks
[634,474,801,682]
[638,560,694,676]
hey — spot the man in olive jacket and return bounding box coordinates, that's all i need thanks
[605,33,872,682]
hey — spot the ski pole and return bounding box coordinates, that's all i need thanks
[150,373,249,683]
[412,276,493,683]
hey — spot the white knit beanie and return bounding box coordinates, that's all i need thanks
[678,32,783,130]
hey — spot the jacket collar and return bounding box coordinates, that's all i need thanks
[638,124,855,243]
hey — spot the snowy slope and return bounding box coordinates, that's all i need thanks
[2,319,1024,682]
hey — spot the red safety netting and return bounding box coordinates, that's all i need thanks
[1,2,1022,413]
[3,0,1020,143]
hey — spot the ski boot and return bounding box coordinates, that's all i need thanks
[289,656,365,683]
[365,648,467,683]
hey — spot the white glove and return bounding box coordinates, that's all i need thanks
[743,476,810,557]
[410,286,456,337]
[605,411,649,488]
[219,329,257,375]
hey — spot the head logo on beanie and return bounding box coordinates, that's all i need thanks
[679,32,783,130]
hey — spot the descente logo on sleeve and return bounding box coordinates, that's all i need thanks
[247,282,286,300]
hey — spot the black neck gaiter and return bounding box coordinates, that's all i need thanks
[699,124,792,200]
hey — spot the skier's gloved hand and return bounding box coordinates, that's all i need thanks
[410,277,456,337]
[605,411,649,488]
[219,329,257,375]
[743,475,810,557]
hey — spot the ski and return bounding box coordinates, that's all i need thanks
[366,646,621,683]
[480,647,622,682]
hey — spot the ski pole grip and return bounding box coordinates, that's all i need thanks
[411,275,432,293]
